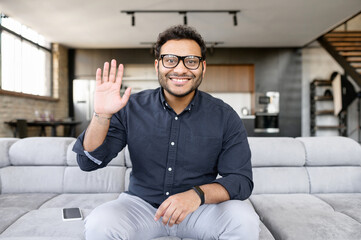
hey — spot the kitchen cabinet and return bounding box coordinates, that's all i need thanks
[199,64,254,93]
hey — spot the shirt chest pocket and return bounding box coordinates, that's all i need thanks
[179,135,222,172]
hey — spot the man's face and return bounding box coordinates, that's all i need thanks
[155,39,206,98]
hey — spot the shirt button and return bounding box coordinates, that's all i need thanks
[171,142,175,146]
[166,192,170,196]
[168,167,172,171]
[175,117,178,120]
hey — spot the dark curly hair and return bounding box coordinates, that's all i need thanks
[154,25,206,60]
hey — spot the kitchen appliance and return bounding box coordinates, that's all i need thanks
[73,79,96,136]
[255,92,280,133]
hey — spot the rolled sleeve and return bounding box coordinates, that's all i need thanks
[72,112,127,172]
[213,111,253,200]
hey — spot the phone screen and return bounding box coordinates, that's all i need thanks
[62,208,82,220]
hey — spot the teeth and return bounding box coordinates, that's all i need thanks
[171,78,188,82]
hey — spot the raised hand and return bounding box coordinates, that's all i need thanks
[93,59,131,117]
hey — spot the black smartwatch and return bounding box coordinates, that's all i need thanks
[192,186,205,206]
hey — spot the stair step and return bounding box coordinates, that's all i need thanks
[316,110,335,115]
[331,42,361,47]
[347,57,361,62]
[335,47,361,51]
[351,63,361,68]
[339,52,361,57]
[326,31,361,37]
[326,37,361,42]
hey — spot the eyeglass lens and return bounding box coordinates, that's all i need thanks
[162,55,200,70]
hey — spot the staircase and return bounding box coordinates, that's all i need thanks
[318,31,361,87]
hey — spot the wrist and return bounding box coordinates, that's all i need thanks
[93,112,112,120]
[192,186,205,206]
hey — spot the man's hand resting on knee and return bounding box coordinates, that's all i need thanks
[154,189,201,227]
[154,183,230,227]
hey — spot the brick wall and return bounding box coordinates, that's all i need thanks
[0,43,69,137]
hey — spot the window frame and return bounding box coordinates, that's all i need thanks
[0,21,54,99]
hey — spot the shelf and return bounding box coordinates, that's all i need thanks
[314,96,333,101]
[311,80,332,86]
[315,125,346,130]
[315,110,335,115]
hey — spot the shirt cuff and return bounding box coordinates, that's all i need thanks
[84,151,102,165]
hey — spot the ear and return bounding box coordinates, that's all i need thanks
[155,59,159,75]
[202,61,206,78]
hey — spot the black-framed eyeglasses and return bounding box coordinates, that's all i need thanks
[160,54,203,70]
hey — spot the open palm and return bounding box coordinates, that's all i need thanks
[94,59,131,116]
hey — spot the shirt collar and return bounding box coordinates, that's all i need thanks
[158,87,199,112]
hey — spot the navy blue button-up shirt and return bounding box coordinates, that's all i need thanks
[73,87,253,208]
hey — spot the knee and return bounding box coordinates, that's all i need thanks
[85,206,127,240]
[220,201,260,238]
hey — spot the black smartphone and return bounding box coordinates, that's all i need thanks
[62,208,83,221]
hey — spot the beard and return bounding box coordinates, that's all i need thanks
[158,71,203,98]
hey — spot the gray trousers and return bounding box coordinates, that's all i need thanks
[85,193,260,240]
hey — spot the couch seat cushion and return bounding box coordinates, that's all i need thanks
[0,208,91,239]
[39,193,120,210]
[250,194,361,240]
[0,208,28,234]
[0,193,57,210]
[315,193,361,223]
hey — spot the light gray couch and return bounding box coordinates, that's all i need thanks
[0,136,360,240]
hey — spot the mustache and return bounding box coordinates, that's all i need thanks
[166,72,195,79]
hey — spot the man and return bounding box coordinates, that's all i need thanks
[73,25,260,239]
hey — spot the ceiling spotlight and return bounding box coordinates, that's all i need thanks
[131,13,135,26]
[230,11,237,26]
[179,12,187,25]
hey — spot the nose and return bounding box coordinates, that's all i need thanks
[173,59,188,74]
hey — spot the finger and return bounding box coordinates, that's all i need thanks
[102,62,109,82]
[116,64,124,85]
[162,205,176,225]
[96,68,102,85]
[168,209,182,227]
[120,87,132,108]
[175,212,187,225]
[109,59,117,83]
[154,200,171,221]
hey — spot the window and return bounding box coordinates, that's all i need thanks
[0,16,52,97]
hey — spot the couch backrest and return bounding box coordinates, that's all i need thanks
[1,136,360,195]
[249,137,310,194]
[0,137,127,194]
[0,138,19,193]
[298,136,361,193]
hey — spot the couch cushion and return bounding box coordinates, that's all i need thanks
[307,166,361,193]
[63,166,126,193]
[297,136,361,166]
[252,167,309,194]
[250,194,361,240]
[9,137,75,166]
[0,208,91,239]
[315,193,361,223]
[0,138,18,168]
[248,137,305,167]
[0,166,65,193]
[0,208,28,234]
[0,193,57,210]
[67,140,126,166]
[40,193,119,210]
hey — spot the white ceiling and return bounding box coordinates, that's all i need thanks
[0,0,360,49]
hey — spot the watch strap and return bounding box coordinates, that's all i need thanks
[192,185,205,206]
